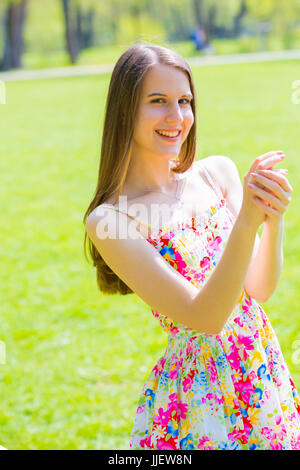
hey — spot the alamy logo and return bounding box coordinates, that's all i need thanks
[291,80,300,104]
[0,340,6,364]
[0,80,6,104]
[291,340,300,365]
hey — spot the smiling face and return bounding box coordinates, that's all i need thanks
[131,63,194,162]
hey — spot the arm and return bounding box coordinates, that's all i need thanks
[86,201,257,335]
[211,156,262,302]
[243,220,283,303]
[212,155,285,303]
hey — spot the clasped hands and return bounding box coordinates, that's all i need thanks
[247,150,293,226]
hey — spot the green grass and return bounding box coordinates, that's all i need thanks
[0,60,299,449]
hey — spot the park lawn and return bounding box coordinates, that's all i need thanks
[0,59,299,450]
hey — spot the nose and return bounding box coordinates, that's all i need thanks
[166,102,183,123]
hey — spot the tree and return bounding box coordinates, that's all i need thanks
[246,0,300,49]
[0,0,28,71]
[61,0,80,63]
[192,0,243,42]
[61,0,97,64]
[233,0,248,37]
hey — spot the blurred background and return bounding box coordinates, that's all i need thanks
[0,0,300,70]
[0,0,299,451]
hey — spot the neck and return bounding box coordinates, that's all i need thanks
[123,156,178,197]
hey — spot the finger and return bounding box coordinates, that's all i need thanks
[256,153,286,171]
[252,196,282,217]
[251,170,293,194]
[249,151,285,174]
[247,182,287,213]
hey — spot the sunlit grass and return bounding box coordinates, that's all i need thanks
[0,59,299,449]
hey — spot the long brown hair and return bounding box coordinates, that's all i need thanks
[83,42,197,295]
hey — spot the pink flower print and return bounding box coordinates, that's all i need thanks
[153,357,166,377]
[137,404,145,414]
[237,334,255,361]
[169,365,178,381]
[208,234,222,253]
[198,436,214,450]
[261,427,273,440]
[216,396,224,405]
[183,375,193,392]
[248,370,257,381]
[174,252,187,273]
[178,402,188,421]
[275,416,282,426]
[244,295,253,308]
[236,378,255,405]
[154,407,172,426]
[227,349,241,370]
[265,388,271,399]
[169,326,180,338]
[167,401,179,423]
[254,329,259,340]
[270,441,283,450]
[200,256,211,271]
[169,392,177,402]
[234,316,245,328]
[228,429,246,443]
[243,421,252,438]
[156,438,177,450]
[274,416,287,441]
[177,357,183,369]
[186,340,195,360]
[291,434,300,450]
[207,357,218,383]
[139,434,152,448]
[166,394,178,413]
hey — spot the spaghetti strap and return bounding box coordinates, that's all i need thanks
[198,160,223,200]
[100,204,154,232]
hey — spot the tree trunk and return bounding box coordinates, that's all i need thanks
[81,8,94,49]
[0,0,27,71]
[62,0,80,64]
[233,0,247,37]
[192,0,205,29]
[192,0,209,45]
[206,4,217,42]
[78,7,95,50]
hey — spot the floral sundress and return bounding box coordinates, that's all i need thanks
[103,160,300,450]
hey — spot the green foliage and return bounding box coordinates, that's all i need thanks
[115,13,166,45]
[2,0,299,66]
[246,0,276,20]
[24,0,65,52]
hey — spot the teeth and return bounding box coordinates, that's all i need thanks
[157,130,180,137]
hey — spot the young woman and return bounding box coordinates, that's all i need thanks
[83,44,300,450]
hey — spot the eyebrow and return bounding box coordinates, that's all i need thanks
[147,92,193,99]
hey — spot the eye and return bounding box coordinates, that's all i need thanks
[180,98,191,105]
[151,98,191,104]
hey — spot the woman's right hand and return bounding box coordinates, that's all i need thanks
[239,151,286,229]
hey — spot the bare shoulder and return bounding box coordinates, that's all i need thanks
[199,156,243,219]
[194,156,232,198]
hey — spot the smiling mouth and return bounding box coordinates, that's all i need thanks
[155,130,181,139]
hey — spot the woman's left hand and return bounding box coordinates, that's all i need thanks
[248,167,293,226]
